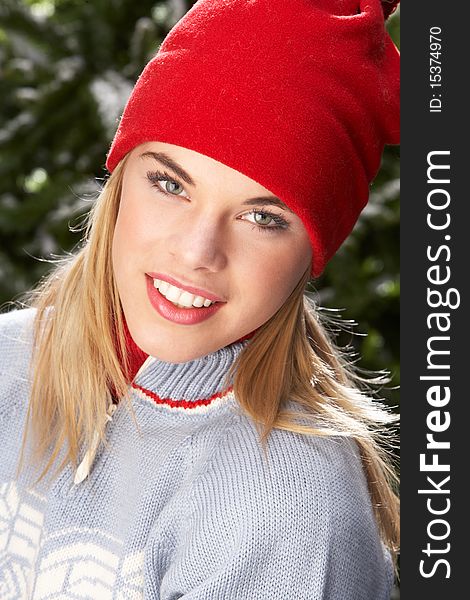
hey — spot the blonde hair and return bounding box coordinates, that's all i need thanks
[17,155,399,562]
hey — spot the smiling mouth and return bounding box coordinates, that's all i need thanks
[152,278,218,309]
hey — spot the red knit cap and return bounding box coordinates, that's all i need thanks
[106,0,400,277]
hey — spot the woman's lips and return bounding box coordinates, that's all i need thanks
[145,275,224,325]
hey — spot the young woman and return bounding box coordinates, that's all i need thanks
[0,0,400,597]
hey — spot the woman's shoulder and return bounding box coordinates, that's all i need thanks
[224,404,358,466]
[195,407,374,526]
[0,306,36,378]
[0,304,36,329]
[0,305,36,343]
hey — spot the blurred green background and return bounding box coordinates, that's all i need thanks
[0,0,400,413]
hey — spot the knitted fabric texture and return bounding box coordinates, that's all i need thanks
[106,0,400,277]
[0,308,394,598]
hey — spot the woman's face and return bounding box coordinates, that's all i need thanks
[112,141,312,363]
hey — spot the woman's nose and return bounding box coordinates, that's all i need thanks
[168,212,228,272]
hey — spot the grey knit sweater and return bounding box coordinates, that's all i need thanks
[0,308,394,598]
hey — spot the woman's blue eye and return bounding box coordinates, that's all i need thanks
[162,179,184,195]
[248,209,289,232]
[253,212,274,226]
[147,171,187,197]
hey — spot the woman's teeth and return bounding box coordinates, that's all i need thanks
[153,279,216,309]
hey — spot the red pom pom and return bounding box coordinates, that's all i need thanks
[381,0,399,20]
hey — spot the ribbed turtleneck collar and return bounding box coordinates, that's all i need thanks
[120,317,253,412]
[131,339,248,412]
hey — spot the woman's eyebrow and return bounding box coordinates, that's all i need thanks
[241,196,293,213]
[139,151,195,186]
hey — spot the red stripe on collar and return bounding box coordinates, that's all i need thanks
[132,382,233,409]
